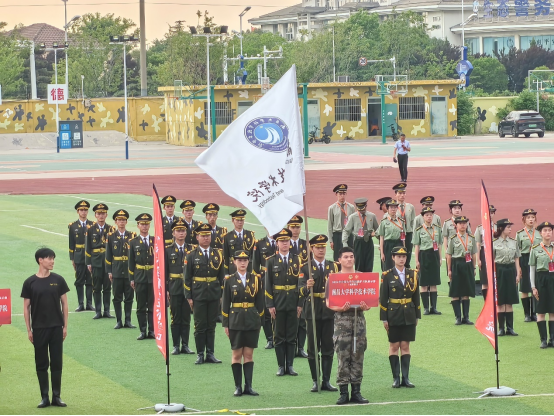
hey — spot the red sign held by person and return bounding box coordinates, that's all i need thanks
[0,289,11,325]
[326,273,380,308]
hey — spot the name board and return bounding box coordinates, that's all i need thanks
[326,272,380,308]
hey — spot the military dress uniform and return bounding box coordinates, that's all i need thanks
[69,200,94,312]
[265,228,303,376]
[85,203,115,319]
[161,195,178,246]
[299,235,339,393]
[379,246,421,389]
[517,208,541,322]
[128,213,155,340]
[393,183,416,268]
[378,199,406,271]
[202,203,227,250]
[328,184,356,261]
[180,200,201,246]
[184,223,226,364]
[413,196,442,229]
[342,198,379,273]
[105,209,136,329]
[474,205,497,298]
[223,210,255,276]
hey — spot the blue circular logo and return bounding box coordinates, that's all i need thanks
[244,117,289,153]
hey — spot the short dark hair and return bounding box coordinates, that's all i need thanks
[400,133,406,137]
[35,247,56,264]
[338,247,354,257]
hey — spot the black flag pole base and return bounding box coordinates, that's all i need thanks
[475,386,519,398]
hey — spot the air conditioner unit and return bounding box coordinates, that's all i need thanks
[337,75,350,82]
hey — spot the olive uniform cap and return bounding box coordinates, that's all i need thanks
[75,200,90,210]
[537,221,553,232]
[288,215,303,226]
[496,218,513,227]
[376,197,392,207]
[273,228,293,241]
[449,200,463,208]
[386,199,400,207]
[392,183,407,193]
[454,216,469,224]
[180,200,196,210]
[172,218,188,231]
[333,184,348,193]
[233,250,250,259]
[202,203,220,214]
[354,198,368,210]
[420,196,435,205]
[421,206,435,215]
[309,234,328,247]
[113,209,129,220]
[93,203,108,213]
[161,195,177,206]
[522,208,537,216]
[195,223,213,235]
[135,213,152,223]
[230,209,247,219]
[392,246,408,256]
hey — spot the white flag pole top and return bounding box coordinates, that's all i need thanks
[195,65,305,235]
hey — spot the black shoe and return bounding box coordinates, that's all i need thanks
[506,328,518,336]
[336,385,349,405]
[75,305,85,312]
[103,312,115,318]
[171,346,180,355]
[234,386,243,397]
[37,398,50,408]
[181,345,195,354]
[265,340,274,349]
[92,313,102,319]
[350,384,369,403]
[401,378,415,388]
[531,314,538,322]
[455,318,462,325]
[423,308,430,315]
[548,340,553,348]
[86,304,95,311]
[297,348,308,358]
[276,366,285,376]
[430,308,441,315]
[243,385,259,396]
[321,380,338,392]
[215,315,222,323]
[287,366,298,376]
[195,354,205,365]
[136,332,146,340]
[392,378,401,388]
[462,318,474,325]
[310,381,319,392]
[114,321,123,330]
[540,340,548,349]
[524,315,532,323]
[51,397,67,407]
[123,321,136,329]
[498,329,505,336]
[205,353,222,364]
[147,331,155,339]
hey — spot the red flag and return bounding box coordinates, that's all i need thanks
[152,185,167,359]
[475,181,497,350]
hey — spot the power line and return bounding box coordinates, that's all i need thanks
[0,2,281,7]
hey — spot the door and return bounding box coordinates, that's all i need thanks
[430,96,447,135]
[307,100,320,134]
[367,97,381,136]
[384,104,398,136]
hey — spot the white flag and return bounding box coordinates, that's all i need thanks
[195,65,305,235]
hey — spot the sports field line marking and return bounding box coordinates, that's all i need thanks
[188,392,554,414]
[21,225,65,237]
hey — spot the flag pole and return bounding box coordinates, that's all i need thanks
[302,194,320,393]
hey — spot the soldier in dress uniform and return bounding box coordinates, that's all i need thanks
[517,208,541,322]
[184,223,225,364]
[223,209,256,276]
[265,228,303,376]
[327,184,356,261]
[413,196,442,229]
[475,205,497,298]
[392,183,416,268]
[202,203,227,250]
[299,234,338,393]
[69,200,94,312]
[180,200,201,246]
[446,216,477,326]
[165,218,195,355]
[380,246,421,389]
[378,199,406,271]
[161,195,178,246]
[342,198,379,273]
[252,229,277,349]
[376,197,392,219]
[222,250,264,397]
[128,213,155,340]
[105,209,136,329]
[85,203,115,320]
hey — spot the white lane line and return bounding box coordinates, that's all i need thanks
[21,225,66,237]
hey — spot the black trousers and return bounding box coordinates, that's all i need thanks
[112,278,133,305]
[33,326,63,372]
[332,232,353,262]
[262,307,273,341]
[354,237,374,272]
[193,299,219,354]
[297,314,306,350]
[273,309,299,346]
[306,318,334,359]
[405,232,413,269]
[135,282,154,333]
[74,262,91,286]
[398,153,408,181]
[170,294,192,346]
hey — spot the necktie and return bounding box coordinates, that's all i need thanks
[237,232,243,247]
[293,242,297,253]
[143,237,148,246]
[179,246,184,255]
[319,262,324,275]
[204,249,209,260]
[282,256,287,264]
[81,221,86,228]
[271,241,276,252]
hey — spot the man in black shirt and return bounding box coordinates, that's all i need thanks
[21,248,70,408]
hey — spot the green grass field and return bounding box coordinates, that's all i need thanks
[1,194,554,415]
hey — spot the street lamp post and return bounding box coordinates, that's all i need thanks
[460,13,478,59]
[62,0,80,93]
[239,6,251,57]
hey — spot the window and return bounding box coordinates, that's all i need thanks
[204,101,234,125]
[335,98,361,122]
[433,16,441,21]
[399,97,425,120]
[237,101,252,117]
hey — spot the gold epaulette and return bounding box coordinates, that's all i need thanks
[532,244,540,249]
[450,234,457,239]
[469,233,475,238]
[493,238,498,242]
[415,225,423,231]
[224,275,231,280]
[516,229,525,233]
[382,270,390,275]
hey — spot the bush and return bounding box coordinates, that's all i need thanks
[457,90,475,135]
[499,90,554,130]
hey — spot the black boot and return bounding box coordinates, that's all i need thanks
[36,371,50,408]
[321,356,337,391]
[232,363,242,396]
[430,292,441,314]
[482,288,488,301]
[113,301,123,329]
[350,383,369,403]
[389,355,401,388]
[275,345,286,376]
[286,344,298,376]
[92,292,102,319]
[548,321,554,347]
[522,298,532,322]
[400,354,415,388]
[497,312,506,336]
[103,291,114,318]
[205,333,222,363]
[451,300,462,325]
[538,321,548,348]
[123,302,136,328]
[51,371,66,407]
[461,299,473,325]
[263,318,274,349]
[506,312,518,336]
[308,359,319,392]
[531,297,538,321]
[137,311,147,338]
[243,362,258,396]
[181,326,194,354]
[75,285,84,312]
[336,384,349,405]
[421,291,430,315]
[147,310,154,337]
[85,285,94,310]
[171,327,181,355]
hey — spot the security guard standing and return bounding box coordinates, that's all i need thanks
[299,234,338,393]
[166,218,195,355]
[327,184,356,261]
[69,200,94,312]
[85,203,115,320]
[380,246,421,389]
[202,203,227,250]
[161,195,178,246]
[378,199,405,271]
[253,229,277,349]
[393,183,416,268]
[223,209,256,276]
[184,223,226,364]
[342,198,379,272]
[128,213,155,340]
[180,200,201,246]
[413,196,442,229]
[517,208,541,322]
[265,228,303,377]
[105,209,136,329]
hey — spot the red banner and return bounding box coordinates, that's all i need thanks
[152,185,167,359]
[326,273,380,308]
[0,289,11,325]
[476,181,497,349]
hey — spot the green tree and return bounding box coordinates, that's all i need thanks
[0,22,26,98]
[470,57,508,93]
[457,90,475,135]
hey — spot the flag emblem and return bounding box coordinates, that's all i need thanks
[244,117,289,153]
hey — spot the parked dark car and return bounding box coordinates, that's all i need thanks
[499,110,545,138]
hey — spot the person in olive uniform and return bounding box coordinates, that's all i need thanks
[328,184,356,261]
[165,218,195,355]
[203,203,227,250]
[184,223,226,364]
[392,183,416,268]
[529,221,554,348]
[252,229,277,349]
[299,234,338,393]
[475,205,497,298]
[380,246,421,388]
[413,207,442,315]
[377,197,392,219]
[161,195,178,246]
[223,210,256,276]
[222,250,264,397]
[265,228,303,376]
[446,216,478,325]
[413,196,442,229]
[442,200,473,252]
[493,218,522,336]
[517,208,541,322]
[128,213,155,340]
[180,200,201,246]
[105,209,136,329]
[85,203,115,319]
[378,199,406,271]
[69,200,94,312]
[342,198,379,272]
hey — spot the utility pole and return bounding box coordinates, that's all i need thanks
[139,0,147,96]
